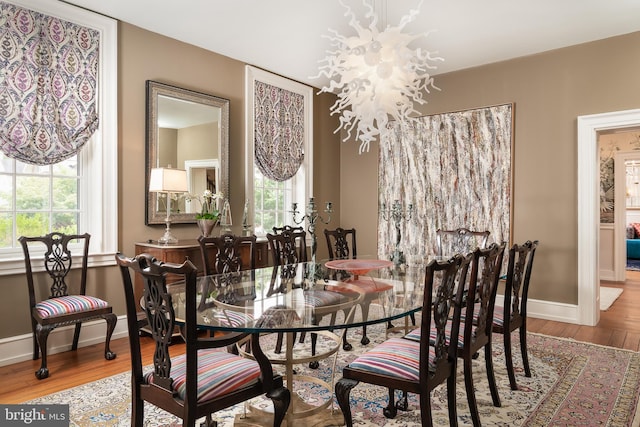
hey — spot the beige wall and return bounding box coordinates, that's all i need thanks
[2,22,639,339]
[0,22,341,339]
[341,31,640,305]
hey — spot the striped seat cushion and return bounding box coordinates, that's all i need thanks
[492,305,505,327]
[34,295,109,318]
[333,278,394,294]
[403,321,466,349]
[460,302,505,328]
[144,350,261,402]
[215,310,254,328]
[348,337,438,376]
[301,290,347,307]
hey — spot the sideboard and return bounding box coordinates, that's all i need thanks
[134,238,269,322]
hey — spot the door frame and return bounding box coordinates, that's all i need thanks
[578,108,640,326]
[614,151,640,281]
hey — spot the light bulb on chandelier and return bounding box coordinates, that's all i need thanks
[314,0,443,154]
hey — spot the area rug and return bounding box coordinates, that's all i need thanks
[627,259,640,271]
[24,323,640,426]
[601,286,624,311]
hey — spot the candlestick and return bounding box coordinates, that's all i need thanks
[381,199,413,265]
[291,197,333,264]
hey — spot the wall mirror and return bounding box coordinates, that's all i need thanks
[145,80,229,225]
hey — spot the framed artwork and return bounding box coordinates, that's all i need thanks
[377,103,514,261]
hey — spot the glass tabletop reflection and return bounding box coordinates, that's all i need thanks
[168,260,427,334]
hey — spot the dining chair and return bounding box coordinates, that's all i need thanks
[324,227,394,350]
[267,227,347,368]
[197,234,257,339]
[116,252,290,427]
[435,228,490,257]
[403,243,506,426]
[335,253,472,427]
[19,232,117,380]
[198,233,256,274]
[493,240,539,390]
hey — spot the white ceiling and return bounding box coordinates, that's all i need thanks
[63,0,640,90]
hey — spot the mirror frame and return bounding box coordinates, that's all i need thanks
[145,80,229,225]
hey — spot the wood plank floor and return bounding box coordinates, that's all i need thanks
[2,270,639,404]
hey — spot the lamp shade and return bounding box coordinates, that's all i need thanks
[149,167,188,193]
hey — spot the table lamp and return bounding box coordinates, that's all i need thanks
[149,167,188,244]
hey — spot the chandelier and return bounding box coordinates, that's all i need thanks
[315,0,443,153]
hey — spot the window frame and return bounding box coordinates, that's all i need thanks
[244,65,313,237]
[0,0,117,275]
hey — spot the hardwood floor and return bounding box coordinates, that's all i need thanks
[2,271,639,404]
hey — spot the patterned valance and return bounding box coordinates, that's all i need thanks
[253,80,304,182]
[0,2,99,165]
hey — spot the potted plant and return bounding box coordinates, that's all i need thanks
[188,190,222,236]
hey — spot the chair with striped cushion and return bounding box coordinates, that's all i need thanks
[454,242,506,427]
[325,227,384,350]
[268,227,348,368]
[116,252,290,427]
[335,253,472,427]
[401,242,506,427]
[20,232,117,380]
[493,240,539,390]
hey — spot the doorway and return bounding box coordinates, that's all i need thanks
[578,109,640,326]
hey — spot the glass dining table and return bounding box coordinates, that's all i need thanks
[167,259,428,427]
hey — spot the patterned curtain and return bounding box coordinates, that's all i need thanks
[0,2,99,165]
[254,80,304,182]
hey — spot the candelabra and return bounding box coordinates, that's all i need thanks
[381,200,413,265]
[291,197,333,264]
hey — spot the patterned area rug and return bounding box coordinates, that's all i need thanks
[25,322,640,426]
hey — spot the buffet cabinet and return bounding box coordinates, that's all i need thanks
[133,238,269,315]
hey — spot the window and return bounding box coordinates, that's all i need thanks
[245,66,313,237]
[0,0,117,275]
[252,165,307,236]
[0,154,80,245]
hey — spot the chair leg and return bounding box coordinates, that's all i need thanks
[503,330,518,390]
[341,328,353,351]
[446,366,459,427]
[419,391,435,427]
[520,326,531,377]
[484,344,501,407]
[309,332,319,369]
[463,356,481,427]
[34,325,53,380]
[72,322,82,350]
[131,383,144,427]
[275,333,284,354]
[31,319,39,360]
[335,378,358,427]
[360,304,370,345]
[267,385,291,427]
[104,313,117,360]
[383,387,398,419]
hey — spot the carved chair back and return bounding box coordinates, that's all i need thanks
[324,227,357,260]
[435,227,490,257]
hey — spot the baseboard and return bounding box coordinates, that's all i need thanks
[600,269,616,281]
[495,295,579,324]
[0,315,129,367]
